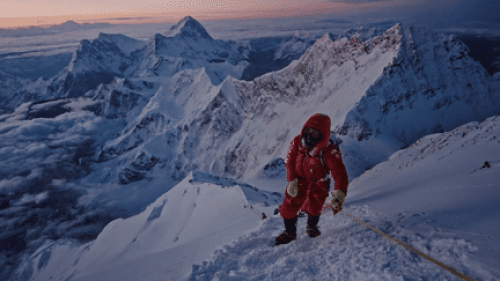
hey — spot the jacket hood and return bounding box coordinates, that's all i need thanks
[301,113,331,155]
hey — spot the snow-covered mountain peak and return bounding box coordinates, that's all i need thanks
[166,16,212,40]
[83,22,498,183]
[41,34,135,99]
[28,32,146,100]
[318,22,401,46]
[94,32,146,56]
[68,35,126,73]
[57,20,80,30]
[342,25,386,41]
[288,23,402,92]
[137,18,250,84]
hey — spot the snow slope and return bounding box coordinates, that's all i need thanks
[185,116,500,281]
[14,171,282,281]
[16,116,500,281]
[184,116,500,281]
[347,115,500,277]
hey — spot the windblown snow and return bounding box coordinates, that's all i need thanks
[1,16,500,281]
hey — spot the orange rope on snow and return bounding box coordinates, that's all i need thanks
[324,206,475,281]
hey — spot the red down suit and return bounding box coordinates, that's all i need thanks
[279,114,349,219]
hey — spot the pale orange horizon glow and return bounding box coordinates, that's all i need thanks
[0,0,391,29]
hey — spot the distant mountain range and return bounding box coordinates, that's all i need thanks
[0,21,113,38]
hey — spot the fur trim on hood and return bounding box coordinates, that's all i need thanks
[301,113,331,156]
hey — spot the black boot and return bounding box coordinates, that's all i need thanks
[274,217,297,245]
[306,215,321,238]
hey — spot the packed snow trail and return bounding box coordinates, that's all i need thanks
[187,205,491,281]
[339,211,474,281]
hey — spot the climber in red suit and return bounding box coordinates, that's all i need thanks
[275,113,349,245]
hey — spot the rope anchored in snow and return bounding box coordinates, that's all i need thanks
[324,206,475,281]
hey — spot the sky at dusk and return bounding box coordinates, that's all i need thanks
[0,0,499,30]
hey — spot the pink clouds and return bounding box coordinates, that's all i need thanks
[3,0,497,29]
[0,0,370,28]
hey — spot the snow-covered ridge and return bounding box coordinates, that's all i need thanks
[345,115,500,279]
[13,171,281,281]
[169,23,499,179]
[165,16,212,39]
[3,16,251,112]
[98,24,404,185]
[331,25,500,173]
[390,115,500,171]
[88,22,500,192]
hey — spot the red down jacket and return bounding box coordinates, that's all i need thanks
[279,113,349,219]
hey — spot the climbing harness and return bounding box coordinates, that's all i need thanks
[323,206,475,281]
